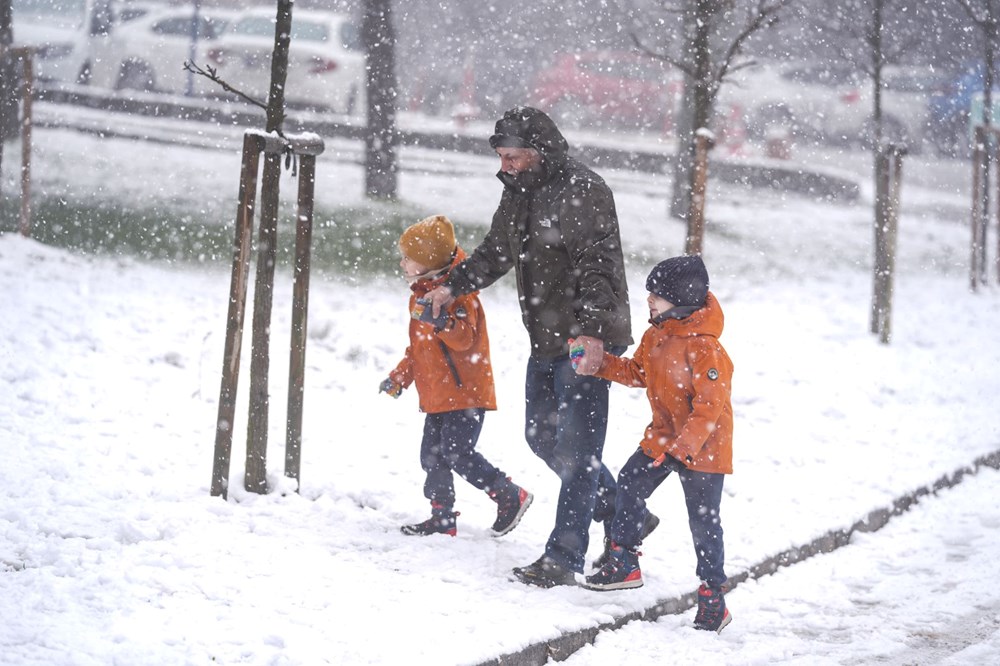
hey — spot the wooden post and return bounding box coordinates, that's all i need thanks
[285,152,318,490]
[211,132,324,498]
[971,127,984,291]
[871,144,904,344]
[244,150,282,494]
[211,132,263,498]
[18,48,32,237]
[685,132,712,256]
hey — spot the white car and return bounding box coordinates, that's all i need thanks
[719,60,945,150]
[824,65,949,151]
[89,5,238,96]
[207,8,365,115]
[11,0,115,85]
[718,60,861,143]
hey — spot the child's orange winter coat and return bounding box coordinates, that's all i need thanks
[595,291,734,474]
[389,249,497,414]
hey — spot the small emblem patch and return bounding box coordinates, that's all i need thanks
[707,368,719,381]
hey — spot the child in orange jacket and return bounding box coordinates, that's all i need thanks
[572,255,734,634]
[380,215,532,537]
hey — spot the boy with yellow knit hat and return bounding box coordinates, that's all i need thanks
[380,214,533,537]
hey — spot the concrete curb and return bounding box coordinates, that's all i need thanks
[475,448,1000,666]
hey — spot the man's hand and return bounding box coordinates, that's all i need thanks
[424,285,455,318]
[569,335,604,375]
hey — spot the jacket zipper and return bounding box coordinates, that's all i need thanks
[438,341,463,387]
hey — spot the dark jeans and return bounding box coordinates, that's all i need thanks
[420,408,502,510]
[524,347,623,573]
[613,448,727,589]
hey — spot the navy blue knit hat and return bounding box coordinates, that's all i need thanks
[645,255,709,307]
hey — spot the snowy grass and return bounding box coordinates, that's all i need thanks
[0,191,501,278]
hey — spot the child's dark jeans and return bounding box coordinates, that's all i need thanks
[613,448,727,589]
[420,408,502,508]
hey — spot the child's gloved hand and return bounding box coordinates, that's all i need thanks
[378,378,403,398]
[412,297,451,330]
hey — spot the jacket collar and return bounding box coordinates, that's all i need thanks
[410,247,468,296]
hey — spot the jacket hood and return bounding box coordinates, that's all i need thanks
[651,291,724,338]
[490,106,569,178]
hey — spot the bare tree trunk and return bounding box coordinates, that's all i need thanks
[984,10,996,283]
[670,0,723,222]
[245,0,293,494]
[363,0,398,200]
[870,0,884,151]
[670,78,696,221]
[0,0,15,183]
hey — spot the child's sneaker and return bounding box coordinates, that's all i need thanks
[584,543,643,590]
[400,503,458,537]
[488,477,534,536]
[592,511,660,569]
[694,583,732,633]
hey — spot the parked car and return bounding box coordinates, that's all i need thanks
[719,60,944,150]
[88,5,238,96]
[114,1,164,24]
[718,60,861,143]
[825,65,948,151]
[207,8,365,115]
[10,0,115,84]
[529,51,683,133]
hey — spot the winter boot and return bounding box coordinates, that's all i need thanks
[511,555,577,588]
[400,502,459,537]
[694,583,732,633]
[592,510,660,570]
[488,477,534,537]
[584,543,643,591]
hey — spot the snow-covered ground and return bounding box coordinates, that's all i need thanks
[1,116,999,665]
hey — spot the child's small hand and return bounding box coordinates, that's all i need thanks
[569,335,604,375]
[568,338,586,371]
[378,378,403,398]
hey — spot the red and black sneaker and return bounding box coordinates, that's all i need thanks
[694,583,733,633]
[583,543,643,591]
[591,511,660,570]
[489,478,534,537]
[400,503,458,537]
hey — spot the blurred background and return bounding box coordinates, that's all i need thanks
[5,0,995,158]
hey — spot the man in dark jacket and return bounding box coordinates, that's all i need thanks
[426,106,649,586]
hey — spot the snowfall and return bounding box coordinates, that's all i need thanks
[2,105,1000,666]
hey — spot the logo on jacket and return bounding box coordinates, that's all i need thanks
[538,217,552,228]
[707,368,719,381]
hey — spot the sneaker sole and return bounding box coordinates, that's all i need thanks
[695,609,733,634]
[583,578,644,591]
[491,492,534,537]
[511,566,577,588]
[399,526,457,537]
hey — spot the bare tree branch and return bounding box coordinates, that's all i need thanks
[630,31,695,77]
[183,60,270,115]
[957,0,989,24]
[715,0,790,87]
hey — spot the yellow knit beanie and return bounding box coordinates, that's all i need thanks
[399,215,457,270]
